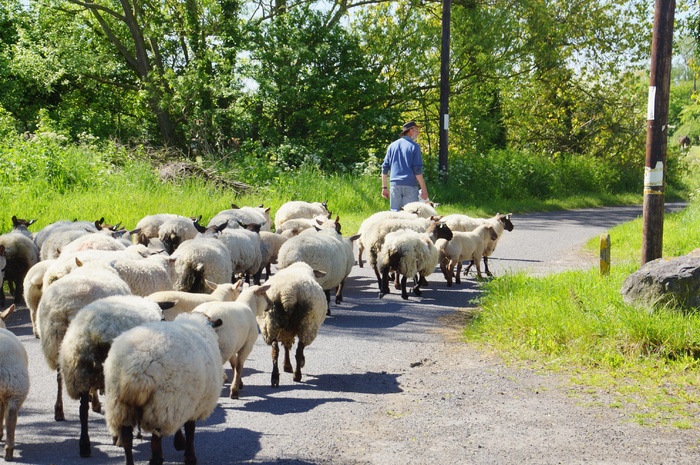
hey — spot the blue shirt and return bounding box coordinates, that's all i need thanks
[381,136,423,186]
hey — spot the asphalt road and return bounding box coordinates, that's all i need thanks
[4,202,691,465]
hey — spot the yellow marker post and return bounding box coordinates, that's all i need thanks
[600,233,611,276]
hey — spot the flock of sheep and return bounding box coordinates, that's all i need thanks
[0,201,513,465]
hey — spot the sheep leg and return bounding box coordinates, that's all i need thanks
[324,289,332,316]
[379,268,391,298]
[357,244,364,268]
[271,341,280,387]
[283,344,293,373]
[149,433,164,465]
[265,263,272,280]
[174,427,185,450]
[455,262,462,284]
[412,274,422,297]
[79,392,92,457]
[445,262,455,287]
[483,256,493,277]
[400,275,409,300]
[55,368,65,421]
[120,425,135,465]
[335,280,345,305]
[0,401,4,441]
[4,402,17,462]
[183,420,197,465]
[393,272,401,290]
[463,260,474,277]
[90,387,102,413]
[294,342,306,382]
[229,355,240,399]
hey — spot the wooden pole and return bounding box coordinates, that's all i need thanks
[438,0,450,182]
[642,0,675,265]
[600,234,610,276]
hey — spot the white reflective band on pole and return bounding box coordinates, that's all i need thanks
[647,86,656,120]
[443,114,449,130]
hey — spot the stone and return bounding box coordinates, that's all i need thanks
[621,249,700,311]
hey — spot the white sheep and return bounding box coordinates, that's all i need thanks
[104,312,224,465]
[157,216,199,254]
[356,210,418,268]
[58,232,127,256]
[363,216,453,288]
[441,212,514,276]
[170,236,233,294]
[193,284,272,398]
[274,200,329,231]
[37,218,117,260]
[0,305,29,461]
[37,259,132,421]
[34,219,96,252]
[376,229,441,299]
[401,201,439,218]
[22,259,56,338]
[277,223,358,315]
[0,231,39,306]
[207,204,272,232]
[58,295,165,458]
[259,262,327,386]
[274,214,333,237]
[258,231,288,280]
[436,224,499,284]
[147,279,243,321]
[133,213,200,247]
[217,227,263,284]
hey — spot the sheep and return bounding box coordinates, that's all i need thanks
[217,226,263,285]
[436,224,499,284]
[170,236,233,293]
[0,304,29,461]
[147,279,243,321]
[401,201,440,218]
[274,200,330,231]
[133,213,201,247]
[356,210,418,267]
[276,220,358,315]
[258,262,327,386]
[58,232,127,256]
[58,295,166,458]
[364,216,453,288]
[104,312,224,465]
[207,204,272,232]
[157,216,199,254]
[36,218,118,260]
[275,214,333,237]
[22,259,56,338]
[258,231,288,280]
[441,212,514,276]
[193,284,272,398]
[37,259,132,421]
[9,216,36,240]
[0,230,39,305]
[376,229,441,299]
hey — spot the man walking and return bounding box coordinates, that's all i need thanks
[381,121,429,211]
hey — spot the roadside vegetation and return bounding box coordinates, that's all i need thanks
[468,153,700,429]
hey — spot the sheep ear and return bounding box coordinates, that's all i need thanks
[349,234,361,242]
[234,279,244,290]
[0,304,15,323]
[208,318,223,328]
[205,280,217,291]
[313,270,327,279]
[75,257,84,267]
[157,301,177,310]
[255,284,271,295]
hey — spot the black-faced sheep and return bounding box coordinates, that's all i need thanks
[258,262,327,386]
[170,237,233,294]
[104,312,224,465]
[437,224,499,284]
[147,279,243,321]
[0,228,40,305]
[273,200,329,232]
[356,210,418,268]
[207,204,272,232]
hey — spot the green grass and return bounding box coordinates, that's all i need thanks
[468,196,700,428]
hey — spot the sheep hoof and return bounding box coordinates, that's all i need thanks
[271,375,280,388]
[413,288,422,297]
[79,439,92,457]
[378,292,385,299]
[54,409,65,422]
[401,294,409,300]
[229,389,239,399]
[5,447,13,461]
[293,372,302,382]
[174,429,185,451]
[326,308,331,316]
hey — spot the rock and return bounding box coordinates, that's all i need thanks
[621,250,700,311]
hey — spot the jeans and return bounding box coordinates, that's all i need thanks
[389,184,419,211]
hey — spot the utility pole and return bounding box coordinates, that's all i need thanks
[438,0,450,182]
[642,0,675,265]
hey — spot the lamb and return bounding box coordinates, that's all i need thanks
[193,284,272,398]
[441,212,514,276]
[258,262,327,386]
[22,259,56,338]
[0,229,40,305]
[147,279,243,321]
[436,224,499,284]
[376,229,441,299]
[275,214,333,237]
[37,260,132,421]
[58,295,166,458]
[170,236,233,293]
[276,221,358,315]
[401,201,440,218]
[104,312,224,465]
[356,210,418,267]
[207,204,272,232]
[0,305,29,461]
[274,200,330,231]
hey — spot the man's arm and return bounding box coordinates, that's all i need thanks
[416,174,428,200]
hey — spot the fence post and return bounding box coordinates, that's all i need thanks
[600,234,611,276]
